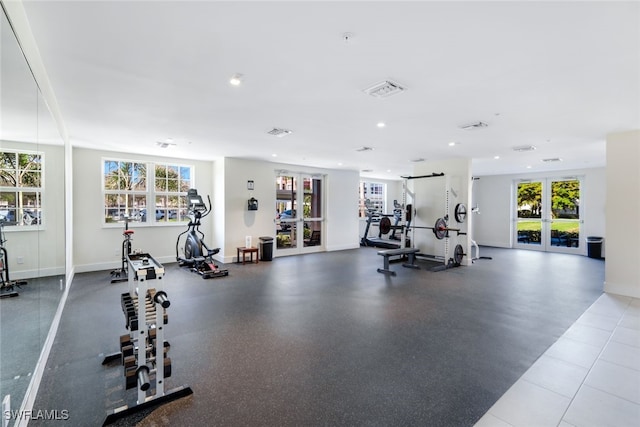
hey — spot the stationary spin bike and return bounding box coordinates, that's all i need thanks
[110,216,135,283]
[1,220,27,298]
[176,189,229,279]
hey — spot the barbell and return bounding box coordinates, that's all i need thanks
[412,217,464,240]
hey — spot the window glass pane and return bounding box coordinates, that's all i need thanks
[1,152,44,226]
[20,171,41,187]
[155,165,167,191]
[180,166,191,191]
[0,152,16,169]
[0,169,16,186]
[517,182,542,219]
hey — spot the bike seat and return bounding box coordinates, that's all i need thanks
[124,230,134,235]
[209,248,220,255]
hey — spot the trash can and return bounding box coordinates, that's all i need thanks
[586,236,603,259]
[259,236,274,261]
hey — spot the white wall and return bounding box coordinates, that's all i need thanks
[221,158,360,263]
[605,130,640,298]
[1,141,65,279]
[473,168,607,255]
[72,147,213,272]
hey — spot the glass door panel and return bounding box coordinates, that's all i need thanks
[514,178,583,253]
[549,179,581,252]
[275,173,324,255]
[515,181,543,249]
[302,175,323,249]
[276,175,298,252]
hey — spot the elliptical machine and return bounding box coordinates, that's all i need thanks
[176,189,229,279]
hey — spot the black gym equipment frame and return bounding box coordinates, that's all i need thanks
[176,189,229,279]
[110,216,134,283]
[0,220,26,298]
[360,199,401,250]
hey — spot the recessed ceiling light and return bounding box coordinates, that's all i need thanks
[448,141,457,146]
[377,122,385,128]
[337,162,343,166]
[494,155,500,160]
[526,165,532,169]
[386,169,391,173]
[271,154,277,157]
[230,73,243,86]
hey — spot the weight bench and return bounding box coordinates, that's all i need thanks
[377,248,420,276]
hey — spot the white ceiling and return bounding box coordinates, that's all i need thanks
[15,0,640,179]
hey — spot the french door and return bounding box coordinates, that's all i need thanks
[275,173,324,256]
[514,177,583,254]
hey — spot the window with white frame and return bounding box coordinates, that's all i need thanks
[359,181,386,218]
[0,150,43,227]
[103,158,193,224]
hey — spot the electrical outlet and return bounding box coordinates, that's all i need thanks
[17,256,24,264]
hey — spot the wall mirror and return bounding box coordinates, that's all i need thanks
[0,5,65,416]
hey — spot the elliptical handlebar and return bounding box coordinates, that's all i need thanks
[186,189,212,221]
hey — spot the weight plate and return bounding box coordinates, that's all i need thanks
[379,216,392,234]
[454,203,467,223]
[434,217,448,240]
[454,244,464,265]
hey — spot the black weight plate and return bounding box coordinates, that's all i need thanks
[380,216,391,234]
[434,217,448,240]
[454,203,467,223]
[454,244,464,265]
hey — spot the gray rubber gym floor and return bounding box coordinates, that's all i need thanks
[30,247,604,426]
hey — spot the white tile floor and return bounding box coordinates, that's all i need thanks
[475,293,640,427]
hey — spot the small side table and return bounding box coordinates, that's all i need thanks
[237,247,259,264]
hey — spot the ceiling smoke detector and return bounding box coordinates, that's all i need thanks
[356,146,374,152]
[512,145,537,152]
[267,128,293,137]
[363,80,407,98]
[459,121,488,130]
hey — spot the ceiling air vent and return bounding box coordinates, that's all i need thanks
[356,146,374,152]
[410,158,425,163]
[512,145,536,152]
[363,80,406,98]
[267,128,293,137]
[361,169,373,173]
[156,141,176,148]
[542,157,563,163]
[460,121,488,130]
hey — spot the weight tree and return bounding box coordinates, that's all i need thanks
[101,252,192,425]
